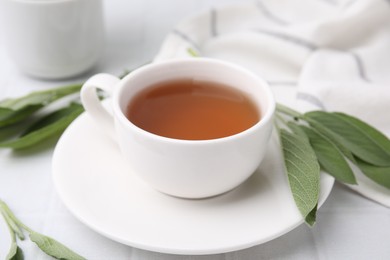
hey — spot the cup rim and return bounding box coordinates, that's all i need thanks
[112,58,275,144]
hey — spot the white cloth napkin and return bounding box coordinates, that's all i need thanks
[154,0,390,207]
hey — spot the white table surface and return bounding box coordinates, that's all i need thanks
[0,0,389,259]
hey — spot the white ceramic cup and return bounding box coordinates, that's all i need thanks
[81,58,275,199]
[1,0,104,79]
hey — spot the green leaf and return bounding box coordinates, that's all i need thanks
[6,243,24,260]
[0,105,42,128]
[29,232,86,260]
[300,125,357,184]
[305,111,390,167]
[280,129,320,226]
[304,117,356,162]
[0,84,81,110]
[22,103,82,136]
[0,107,12,116]
[0,84,81,128]
[287,121,309,141]
[355,158,390,189]
[0,103,83,149]
[305,204,318,225]
[1,199,83,260]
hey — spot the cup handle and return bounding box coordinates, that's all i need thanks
[81,73,121,140]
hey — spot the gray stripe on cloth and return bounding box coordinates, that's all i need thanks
[351,52,371,82]
[172,29,201,51]
[256,0,289,26]
[255,29,318,50]
[297,92,326,110]
[210,8,218,37]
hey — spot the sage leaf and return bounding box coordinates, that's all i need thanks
[0,84,81,110]
[0,105,42,128]
[0,84,81,128]
[287,121,309,141]
[280,129,320,226]
[0,103,83,149]
[301,125,357,184]
[22,103,82,136]
[6,243,23,260]
[305,111,390,167]
[305,115,355,162]
[355,158,390,189]
[29,232,85,260]
[305,204,318,226]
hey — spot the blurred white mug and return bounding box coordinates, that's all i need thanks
[1,0,104,79]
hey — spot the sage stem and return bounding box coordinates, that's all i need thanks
[276,113,289,127]
[0,201,25,240]
[1,207,18,242]
[276,103,303,119]
[0,199,34,234]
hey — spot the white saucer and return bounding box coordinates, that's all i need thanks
[52,110,334,255]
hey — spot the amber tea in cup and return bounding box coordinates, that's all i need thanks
[126,78,260,140]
